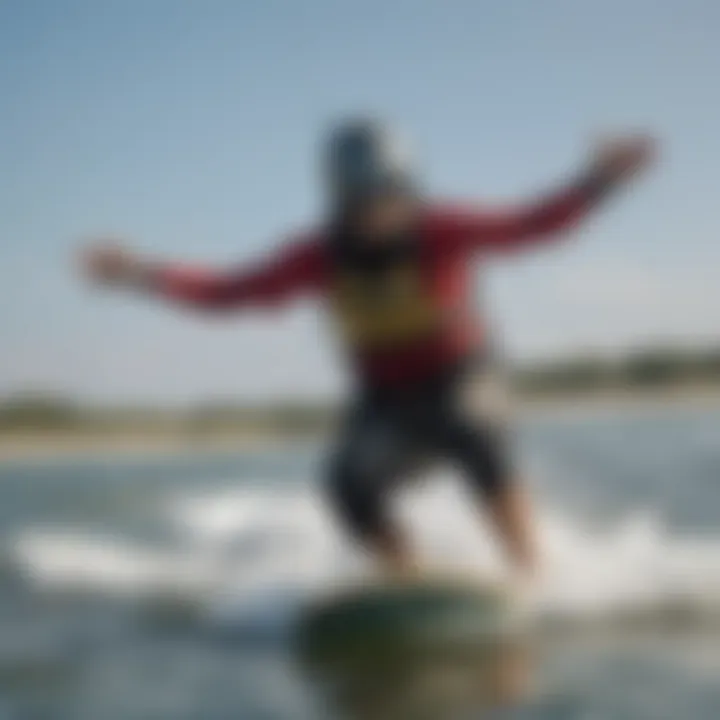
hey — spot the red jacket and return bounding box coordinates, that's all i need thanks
[154,185,601,388]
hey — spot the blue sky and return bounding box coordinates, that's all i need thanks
[1,0,718,402]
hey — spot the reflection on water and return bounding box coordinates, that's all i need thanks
[298,634,532,720]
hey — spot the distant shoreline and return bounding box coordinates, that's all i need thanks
[2,386,720,463]
[0,432,287,463]
[518,384,720,418]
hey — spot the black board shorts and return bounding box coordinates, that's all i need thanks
[326,359,515,539]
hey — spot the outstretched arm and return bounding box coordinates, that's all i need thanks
[80,238,327,312]
[152,241,325,310]
[437,135,656,254]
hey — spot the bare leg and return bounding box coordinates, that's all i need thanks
[484,482,538,577]
[368,520,419,580]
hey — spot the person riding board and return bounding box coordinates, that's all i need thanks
[80,120,655,580]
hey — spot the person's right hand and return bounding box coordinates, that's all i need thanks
[79,241,146,287]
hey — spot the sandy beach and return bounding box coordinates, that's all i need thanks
[2,386,720,463]
[0,431,289,463]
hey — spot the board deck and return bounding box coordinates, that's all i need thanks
[296,575,521,665]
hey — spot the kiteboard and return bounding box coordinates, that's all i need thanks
[296,574,523,667]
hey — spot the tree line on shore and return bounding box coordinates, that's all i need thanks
[2,346,719,434]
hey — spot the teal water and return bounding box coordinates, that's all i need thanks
[0,404,719,718]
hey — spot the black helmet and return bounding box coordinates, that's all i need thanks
[323,118,417,210]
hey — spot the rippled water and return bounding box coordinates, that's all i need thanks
[0,403,719,718]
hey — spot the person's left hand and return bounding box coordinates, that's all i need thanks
[590,134,657,185]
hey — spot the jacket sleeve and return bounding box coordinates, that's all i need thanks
[151,239,326,311]
[433,178,612,255]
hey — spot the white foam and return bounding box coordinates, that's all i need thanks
[11,476,720,634]
[13,530,211,596]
